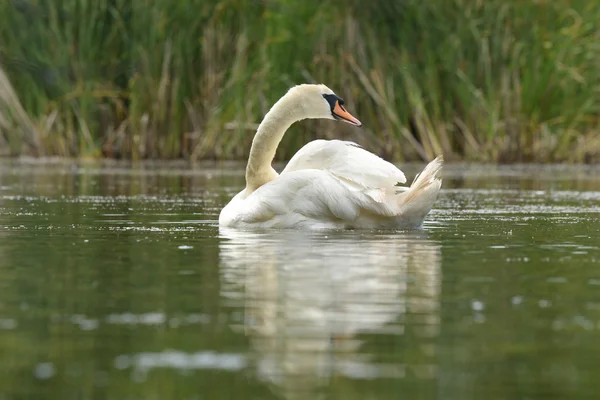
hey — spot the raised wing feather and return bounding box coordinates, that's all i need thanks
[281,140,406,202]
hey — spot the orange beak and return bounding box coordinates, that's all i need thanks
[333,101,362,127]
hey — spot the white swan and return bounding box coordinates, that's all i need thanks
[219,84,443,229]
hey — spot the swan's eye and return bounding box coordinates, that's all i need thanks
[322,93,338,111]
[322,93,346,113]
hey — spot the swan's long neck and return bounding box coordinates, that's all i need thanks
[245,92,303,194]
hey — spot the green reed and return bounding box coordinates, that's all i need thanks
[0,0,599,162]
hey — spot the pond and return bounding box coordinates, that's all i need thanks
[0,159,599,399]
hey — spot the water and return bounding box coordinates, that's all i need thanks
[0,160,599,399]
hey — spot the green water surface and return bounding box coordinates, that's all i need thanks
[0,160,599,400]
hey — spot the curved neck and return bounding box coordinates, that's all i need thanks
[245,94,303,194]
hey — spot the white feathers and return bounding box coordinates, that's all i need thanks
[218,84,443,230]
[283,140,406,184]
[219,142,443,229]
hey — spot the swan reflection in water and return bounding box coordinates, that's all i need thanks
[219,228,442,400]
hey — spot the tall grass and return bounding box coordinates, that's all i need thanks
[0,0,599,162]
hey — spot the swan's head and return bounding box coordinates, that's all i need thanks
[288,84,362,127]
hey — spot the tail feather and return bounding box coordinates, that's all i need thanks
[395,155,443,226]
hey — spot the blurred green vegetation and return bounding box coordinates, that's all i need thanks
[0,0,599,162]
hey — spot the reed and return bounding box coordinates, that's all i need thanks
[0,0,599,162]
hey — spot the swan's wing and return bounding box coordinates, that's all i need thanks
[281,140,406,202]
[219,170,399,229]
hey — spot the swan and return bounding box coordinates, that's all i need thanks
[219,84,443,229]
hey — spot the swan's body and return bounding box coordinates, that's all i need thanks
[219,84,442,229]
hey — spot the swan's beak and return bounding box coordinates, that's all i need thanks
[333,101,362,127]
